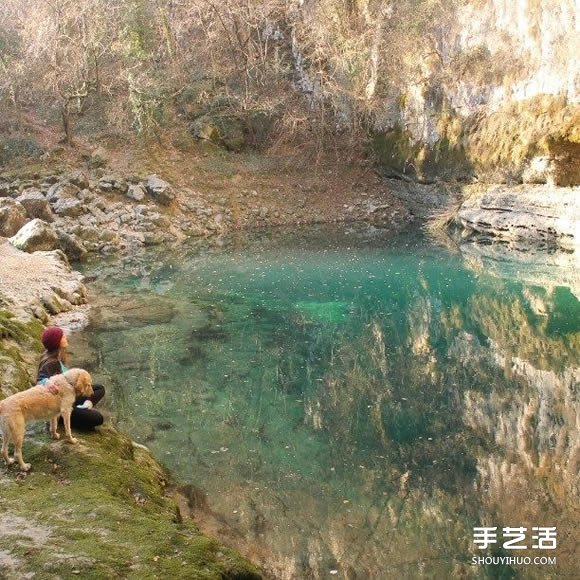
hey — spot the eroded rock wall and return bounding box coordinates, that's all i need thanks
[456,184,580,249]
[374,0,579,184]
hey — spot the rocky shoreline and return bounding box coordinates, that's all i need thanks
[0,158,411,578]
[0,240,263,579]
[455,184,580,250]
[0,165,410,263]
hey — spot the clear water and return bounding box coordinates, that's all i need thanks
[79,225,579,579]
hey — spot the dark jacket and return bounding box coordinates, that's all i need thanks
[37,353,66,384]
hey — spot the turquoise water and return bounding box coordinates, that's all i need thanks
[79,225,579,579]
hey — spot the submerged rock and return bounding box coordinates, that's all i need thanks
[90,294,177,330]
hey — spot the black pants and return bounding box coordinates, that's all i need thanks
[70,383,105,429]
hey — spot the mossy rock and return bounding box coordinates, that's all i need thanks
[0,310,43,398]
[372,127,472,182]
[0,307,262,578]
[0,427,262,579]
[371,127,420,179]
[194,114,246,152]
[190,109,276,152]
[373,94,576,183]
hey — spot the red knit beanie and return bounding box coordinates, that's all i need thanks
[41,326,64,352]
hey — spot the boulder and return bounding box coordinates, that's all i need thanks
[91,294,177,330]
[0,182,11,197]
[143,232,164,245]
[71,225,101,243]
[144,175,175,205]
[127,184,146,202]
[0,198,28,236]
[9,219,59,253]
[68,170,89,189]
[190,114,245,151]
[53,197,83,218]
[87,146,108,169]
[77,188,95,202]
[46,181,80,203]
[56,230,88,262]
[16,190,54,222]
[41,292,71,315]
[98,175,128,194]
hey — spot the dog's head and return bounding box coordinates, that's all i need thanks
[63,368,94,398]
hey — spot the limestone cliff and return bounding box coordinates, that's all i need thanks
[373,0,579,184]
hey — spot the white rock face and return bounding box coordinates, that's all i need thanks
[397,0,578,146]
[0,238,86,321]
[457,185,580,249]
[452,0,577,111]
[368,0,578,186]
[521,156,553,185]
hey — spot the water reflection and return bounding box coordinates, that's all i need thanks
[79,225,579,579]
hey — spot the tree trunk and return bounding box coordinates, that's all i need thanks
[62,101,72,145]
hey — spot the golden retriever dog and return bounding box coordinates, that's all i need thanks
[0,368,93,471]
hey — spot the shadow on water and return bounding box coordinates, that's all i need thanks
[79,224,579,579]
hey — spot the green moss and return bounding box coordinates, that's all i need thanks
[190,108,276,152]
[372,122,472,181]
[463,95,578,181]
[0,427,261,579]
[372,94,576,183]
[0,310,30,342]
[422,135,472,181]
[0,310,43,396]
[371,127,420,177]
[0,307,261,578]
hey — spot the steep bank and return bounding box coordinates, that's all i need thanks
[0,243,262,579]
[372,0,578,185]
[369,0,579,238]
[1,0,576,192]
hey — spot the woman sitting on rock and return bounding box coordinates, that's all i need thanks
[38,326,105,429]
